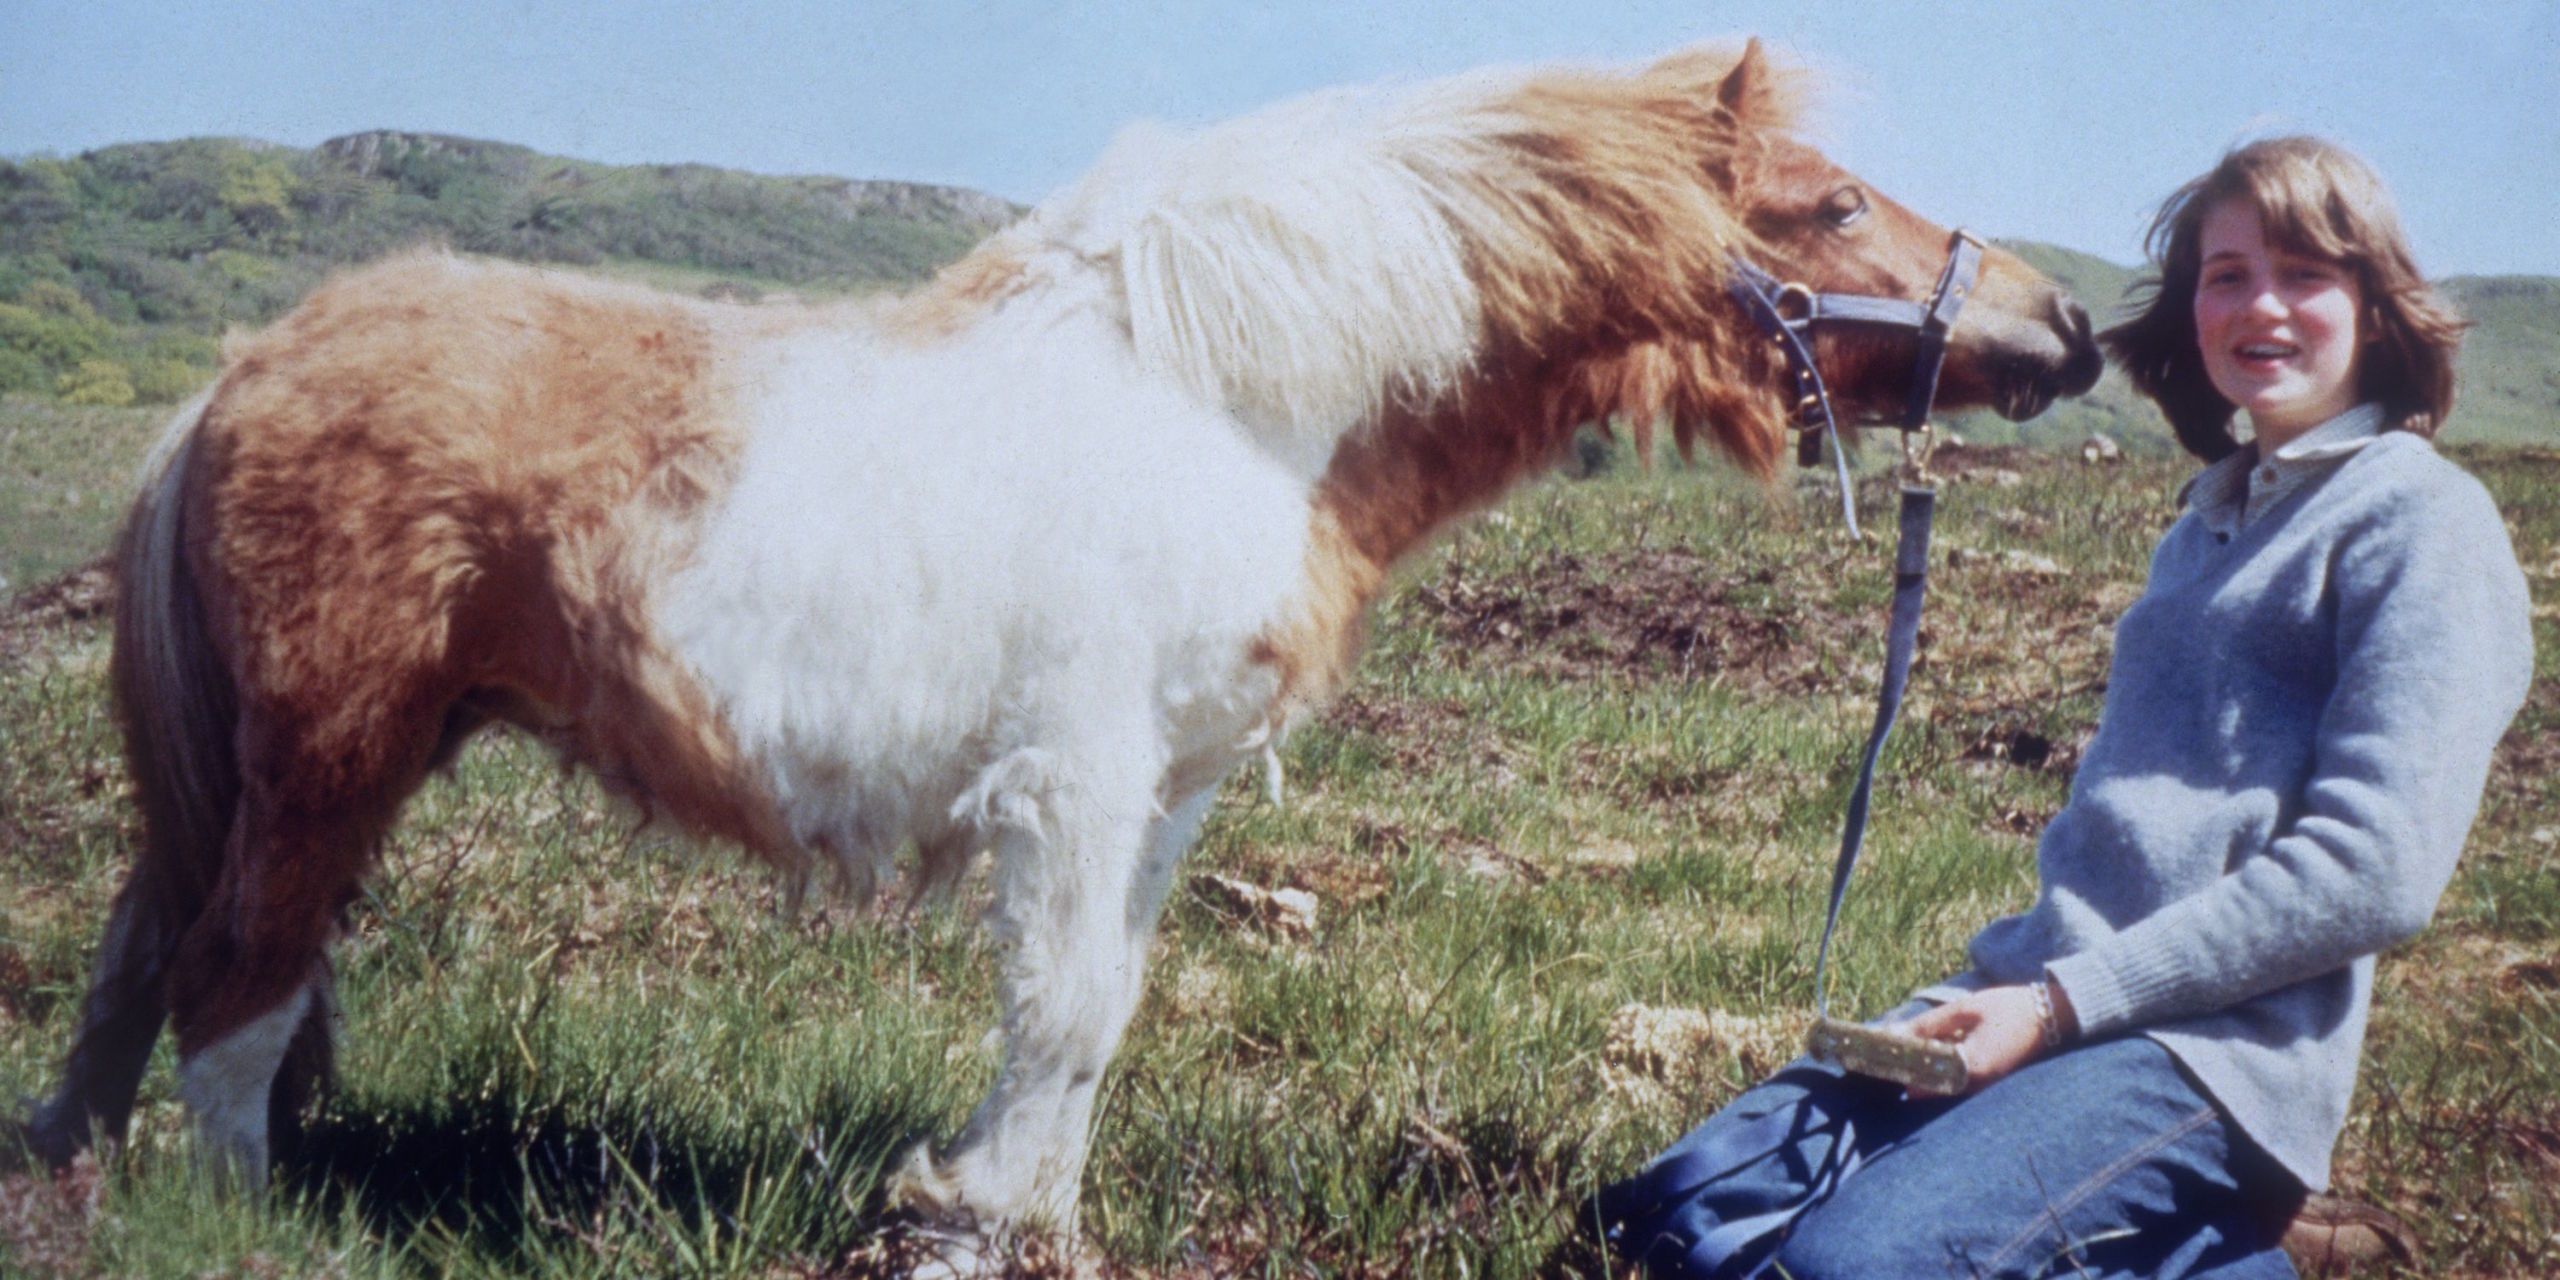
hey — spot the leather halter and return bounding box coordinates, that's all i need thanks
[1727,228,1984,537]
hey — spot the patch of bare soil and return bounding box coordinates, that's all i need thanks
[1927,441,2068,482]
[0,1155,102,1280]
[1559,838,1643,877]
[1408,549,1846,689]
[1317,690,1484,773]
[1283,851,1398,911]
[1960,723,2088,777]
[2487,672,2560,791]
[1191,873,1320,940]
[0,561,111,666]
[2388,933,2560,1013]
[1357,1111,1567,1278]
[1448,840,1550,886]
[0,946,31,1026]
[1926,556,2125,785]
[2345,1073,2560,1280]
[1198,809,1406,916]
[1981,803,2056,841]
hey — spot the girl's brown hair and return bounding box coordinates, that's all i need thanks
[2100,136,2466,461]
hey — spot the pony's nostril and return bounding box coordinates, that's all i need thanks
[2058,296,2092,339]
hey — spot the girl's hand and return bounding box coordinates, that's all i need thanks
[1900,982,2072,1096]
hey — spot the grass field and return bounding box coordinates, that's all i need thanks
[2,411,2555,1277]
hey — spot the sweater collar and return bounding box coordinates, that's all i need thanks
[2184,403,2390,535]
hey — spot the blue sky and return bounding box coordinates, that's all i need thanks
[6,1,2556,276]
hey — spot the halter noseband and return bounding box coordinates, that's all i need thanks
[1727,228,1984,537]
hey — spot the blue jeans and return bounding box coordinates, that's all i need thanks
[1593,1036,2300,1279]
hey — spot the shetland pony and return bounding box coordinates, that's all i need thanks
[15,40,2099,1245]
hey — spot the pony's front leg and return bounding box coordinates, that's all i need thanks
[892,765,1219,1240]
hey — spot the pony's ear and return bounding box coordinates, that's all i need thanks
[1715,38,1773,121]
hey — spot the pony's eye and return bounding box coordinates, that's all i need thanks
[1821,186,1868,228]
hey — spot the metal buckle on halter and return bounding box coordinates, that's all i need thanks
[1772,281,1817,325]
[1899,422,1937,489]
[1936,230,1984,305]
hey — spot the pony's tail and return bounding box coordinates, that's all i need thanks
[113,392,240,917]
[11,391,237,1168]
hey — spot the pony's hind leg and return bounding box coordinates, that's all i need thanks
[14,872,185,1167]
[165,778,389,1187]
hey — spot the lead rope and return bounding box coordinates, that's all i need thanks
[1810,444,1934,1020]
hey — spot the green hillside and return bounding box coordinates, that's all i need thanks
[2443,275,2560,445]
[0,132,1021,406]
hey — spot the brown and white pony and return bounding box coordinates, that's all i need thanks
[16,40,2098,1246]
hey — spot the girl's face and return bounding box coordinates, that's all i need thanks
[2192,198,2365,446]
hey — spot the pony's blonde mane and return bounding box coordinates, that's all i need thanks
[918,44,1802,468]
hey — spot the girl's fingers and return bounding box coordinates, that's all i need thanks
[1905,1002,1974,1041]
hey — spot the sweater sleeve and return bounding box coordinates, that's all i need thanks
[2046,471,2535,1037]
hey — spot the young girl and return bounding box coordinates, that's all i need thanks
[1592,136,2533,1279]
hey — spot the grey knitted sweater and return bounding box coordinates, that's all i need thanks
[1921,405,2534,1189]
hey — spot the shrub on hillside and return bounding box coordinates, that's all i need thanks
[56,358,135,406]
[215,149,299,237]
[72,247,224,325]
[0,158,80,233]
[0,301,111,372]
[127,357,209,404]
[0,347,44,394]
[16,280,94,320]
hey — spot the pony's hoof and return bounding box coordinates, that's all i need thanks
[873,1145,990,1277]
[846,1216,996,1279]
[848,1216,1092,1280]
[883,1139,970,1224]
[2,1101,89,1174]
[868,1148,1092,1277]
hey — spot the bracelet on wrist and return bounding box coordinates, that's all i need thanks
[2031,980,2066,1051]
